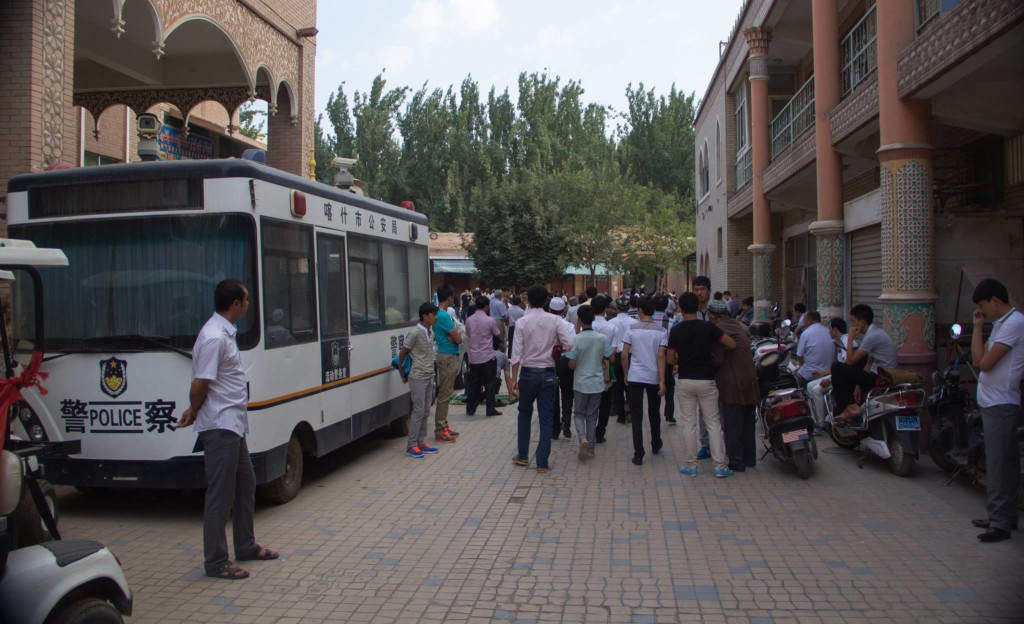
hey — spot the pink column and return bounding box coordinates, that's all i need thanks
[744,27,775,322]
[809,0,846,321]
[876,1,937,370]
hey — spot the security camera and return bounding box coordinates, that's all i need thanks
[137,113,162,138]
[136,113,163,161]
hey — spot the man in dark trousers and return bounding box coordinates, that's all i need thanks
[970,278,1023,542]
[707,298,759,471]
[465,295,501,417]
[178,279,278,580]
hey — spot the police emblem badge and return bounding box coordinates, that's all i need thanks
[331,341,341,368]
[100,357,128,398]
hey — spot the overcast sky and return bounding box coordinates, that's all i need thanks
[313,0,743,122]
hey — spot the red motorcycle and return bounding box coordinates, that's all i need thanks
[755,349,817,479]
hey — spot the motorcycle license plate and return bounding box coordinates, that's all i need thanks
[896,415,921,431]
[782,430,808,444]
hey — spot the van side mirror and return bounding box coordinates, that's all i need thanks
[0,450,22,516]
[950,323,962,339]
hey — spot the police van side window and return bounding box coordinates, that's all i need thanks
[348,236,382,335]
[261,218,316,348]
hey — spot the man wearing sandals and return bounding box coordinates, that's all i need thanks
[178,279,278,580]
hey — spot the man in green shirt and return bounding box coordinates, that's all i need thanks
[433,285,463,442]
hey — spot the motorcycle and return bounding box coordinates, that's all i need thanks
[930,323,1024,508]
[751,319,794,360]
[824,369,926,476]
[755,346,817,479]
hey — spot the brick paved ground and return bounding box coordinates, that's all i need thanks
[54,403,1024,624]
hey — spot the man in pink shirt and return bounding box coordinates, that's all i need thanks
[465,295,501,417]
[511,285,575,473]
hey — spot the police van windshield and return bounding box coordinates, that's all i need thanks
[11,214,257,352]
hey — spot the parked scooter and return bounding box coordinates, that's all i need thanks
[930,323,1024,508]
[755,346,817,478]
[825,368,926,476]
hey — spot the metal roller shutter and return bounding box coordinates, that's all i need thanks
[849,224,882,307]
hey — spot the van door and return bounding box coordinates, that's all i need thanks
[315,233,352,455]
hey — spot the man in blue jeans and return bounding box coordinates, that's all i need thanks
[510,285,575,473]
[177,279,278,580]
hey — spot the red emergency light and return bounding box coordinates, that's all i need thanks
[290,190,306,217]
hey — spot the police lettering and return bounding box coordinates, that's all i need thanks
[89,407,142,427]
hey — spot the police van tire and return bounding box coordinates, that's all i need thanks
[258,435,303,504]
[389,414,410,437]
[46,597,123,624]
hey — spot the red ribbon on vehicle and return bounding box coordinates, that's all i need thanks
[0,352,48,440]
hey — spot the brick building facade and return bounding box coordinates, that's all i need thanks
[695,0,1024,373]
[0,0,318,229]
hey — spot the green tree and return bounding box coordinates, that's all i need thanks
[238,102,265,140]
[465,176,567,288]
[617,186,696,289]
[313,114,335,183]
[351,73,409,201]
[616,84,696,197]
[323,84,356,158]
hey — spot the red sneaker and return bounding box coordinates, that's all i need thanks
[435,432,457,443]
[444,426,460,437]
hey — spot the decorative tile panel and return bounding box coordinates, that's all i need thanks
[41,0,67,166]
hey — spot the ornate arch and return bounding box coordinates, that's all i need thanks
[162,16,253,88]
[111,0,163,41]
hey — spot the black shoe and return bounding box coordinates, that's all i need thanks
[486,410,502,416]
[973,519,1019,530]
[562,426,572,439]
[596,436,606,444]
[978,528,1012,542]
[632,456,643,466]
[552,432,560,440]
[728,464,746,472]
[652,441,663,455]
[666,418,677,426]
[616,418,627,424]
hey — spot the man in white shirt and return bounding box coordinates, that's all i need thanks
[620,296,667,465]
[591,295,619,443]
[805,317,854,427]
[511,285,575,473]
[970,278,1024,542]
[177,279,277,580]
[608,294,636,424]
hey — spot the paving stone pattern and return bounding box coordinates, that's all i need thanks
[54,403,1024,623]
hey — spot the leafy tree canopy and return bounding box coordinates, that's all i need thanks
[316,71,698,286]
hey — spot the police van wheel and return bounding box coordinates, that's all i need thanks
[259,435,303,504]
[47,597,123,624]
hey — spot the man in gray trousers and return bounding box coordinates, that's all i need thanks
[178,279,278,579]
[970,278,1023,543]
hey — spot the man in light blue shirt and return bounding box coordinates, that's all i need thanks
[793,311,833,384]
[565,305,611,460]
[489,289,508,345]
[970,278,1024,542]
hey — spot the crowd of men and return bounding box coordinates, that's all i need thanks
[408,278,770,477]
[404,278,1020,543]
[178,273,1021,580]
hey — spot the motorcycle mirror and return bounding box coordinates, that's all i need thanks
[950,323,962,339]
[782,319,792,327]
[0,450,23,516]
